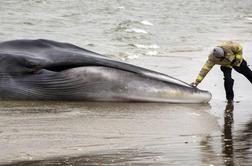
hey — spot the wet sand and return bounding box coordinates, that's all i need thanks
[0,47,252,165]
[0,101,218,165]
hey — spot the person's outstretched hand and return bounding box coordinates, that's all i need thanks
[191,81,199,87]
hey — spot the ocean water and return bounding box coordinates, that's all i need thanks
[0,0,252,165]
[1,0,252,58]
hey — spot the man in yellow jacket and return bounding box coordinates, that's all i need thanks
[191,41,252,102]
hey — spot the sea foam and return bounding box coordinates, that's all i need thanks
[140,20,154,26]
[125,28,148,34]
[133,44,160,49]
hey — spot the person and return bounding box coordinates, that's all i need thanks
[191,41,252,102]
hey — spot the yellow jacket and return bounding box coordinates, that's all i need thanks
[196,41,243,83]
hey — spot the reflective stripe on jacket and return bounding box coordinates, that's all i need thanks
[196,41,243,83]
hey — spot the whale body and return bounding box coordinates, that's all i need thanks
[0,39,211,103]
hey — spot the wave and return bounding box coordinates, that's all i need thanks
[131,44,160,49]
[146,50,158,56]
[117,6,125,10]
[140,20,154,26]
[245,17,252,24]
[125,28,148,34]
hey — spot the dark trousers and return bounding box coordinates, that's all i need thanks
[220,60,252,100]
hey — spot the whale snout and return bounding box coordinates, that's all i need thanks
[190,89,212,103]
[156,85,212,104]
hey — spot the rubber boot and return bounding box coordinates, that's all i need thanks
[224,78,234,101]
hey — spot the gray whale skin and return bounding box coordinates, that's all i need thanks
[0,39,211,103]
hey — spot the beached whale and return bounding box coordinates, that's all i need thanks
[0,39,211,103]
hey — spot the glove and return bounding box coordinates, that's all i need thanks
[191,81,199,87]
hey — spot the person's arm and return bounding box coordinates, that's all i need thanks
[233,44,243,66]
[191,58,215,87]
